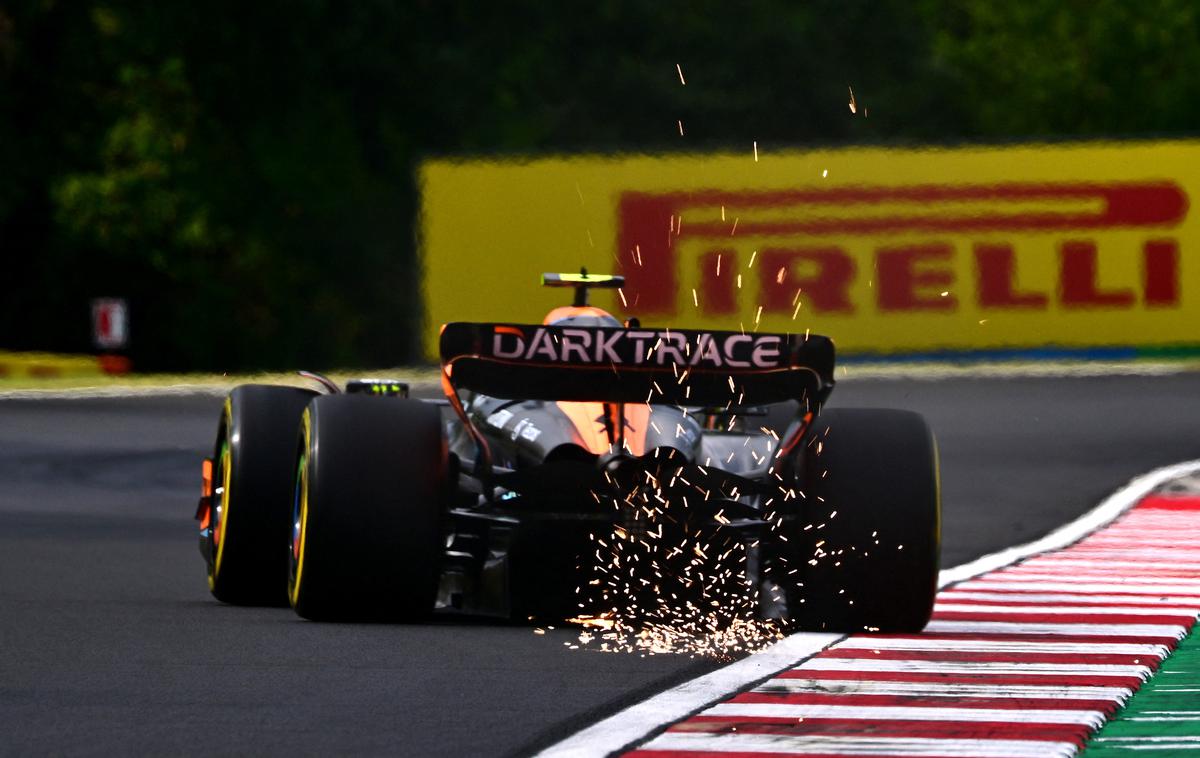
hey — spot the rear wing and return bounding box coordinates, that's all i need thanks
[440,322,835,407]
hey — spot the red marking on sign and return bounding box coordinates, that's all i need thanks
[876,243,957,311]
[758,249,856,314]
[975,243,1048,309]
[1060,240,1136,307]
[616,182,1188,316]
[698,251,736,315]
[1144,240,1181,306]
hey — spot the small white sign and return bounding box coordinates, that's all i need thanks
[91,298,129,350]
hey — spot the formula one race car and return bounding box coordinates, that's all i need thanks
[196,272,940,632]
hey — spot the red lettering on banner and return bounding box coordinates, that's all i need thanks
[618,193,677,313]
[759,248,856,313]
[699,250,737,315]
[1060,240,1136,308]
[1144,240,1180,307]
[877,244,957,311]
[974,243,1049,309]
[615,182,1187,317]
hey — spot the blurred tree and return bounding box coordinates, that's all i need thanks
[922,0,1200,138]
[0,0,1196,370]
[54,59,215,274]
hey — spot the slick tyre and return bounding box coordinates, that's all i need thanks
[207,384,318,605]
[781,408,940,633]
[289,395,447,622]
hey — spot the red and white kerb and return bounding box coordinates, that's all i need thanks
[626,494,1200,758]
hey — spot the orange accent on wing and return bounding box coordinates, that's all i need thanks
[778,411,815,457]
[557,401,651,457]
[621,404,650,457]
[494,325,524,336]
[543,306,616,325]
[201,458,213,498]
[198,458,213,529]
[441,358,494,472]
[557,401,610,455]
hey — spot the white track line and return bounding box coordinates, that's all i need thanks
[920,620,1189,639]
[703,702,1107,726]
[952,581,1200,595]
[635,732,1080,757]
[755,679,1133,699]
[932,604,1200,616]
[833,638,1169,655]
[937,591,1200,605]
[797,658,1154,677]
[536,458,1200,758]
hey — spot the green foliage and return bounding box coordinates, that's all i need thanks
[1,1,1198,370]
[54,59,218,266]
[923,0,1200,137]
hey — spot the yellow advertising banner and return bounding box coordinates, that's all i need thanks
[419,141,1198,361]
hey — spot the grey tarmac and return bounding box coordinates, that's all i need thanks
[2,371,1199,756]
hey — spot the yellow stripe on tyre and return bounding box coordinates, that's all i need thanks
[933,434,943,554]
[289,409,312,608]
[209,399,234,589]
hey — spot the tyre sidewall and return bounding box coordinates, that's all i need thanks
[783,407,941,632]
[208,384,317,605]
[291,395,447,621]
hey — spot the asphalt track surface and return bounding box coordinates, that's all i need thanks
[3,371,1200,756]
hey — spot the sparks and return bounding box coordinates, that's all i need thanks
[676,63,686,85]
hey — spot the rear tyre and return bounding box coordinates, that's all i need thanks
[207,384,318,605]
[289,395,447,621]
[779,408,940,633]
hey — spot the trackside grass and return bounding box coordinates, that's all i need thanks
[1084,628,1200,755]
[0,368,442,395]
[1,358,1198,396]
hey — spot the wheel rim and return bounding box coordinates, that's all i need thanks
[208,440,233,590]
